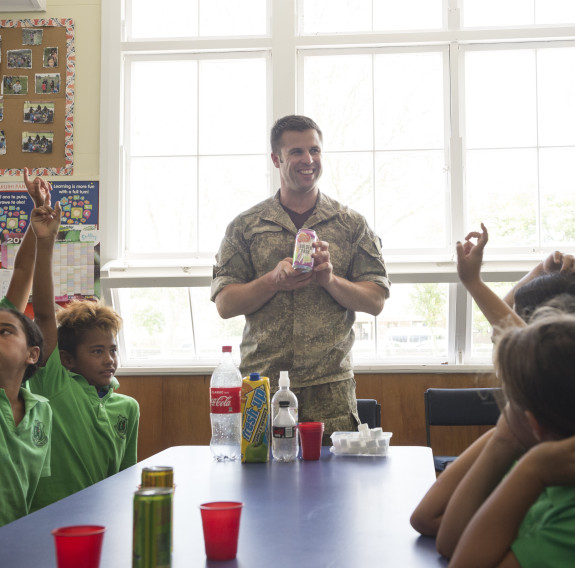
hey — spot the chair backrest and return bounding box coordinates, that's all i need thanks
[357,398,382,429]
[424,387,502,447]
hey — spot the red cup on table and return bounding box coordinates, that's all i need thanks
[199,501,244,561]
[52,525,105,568]
[298,421,325,460]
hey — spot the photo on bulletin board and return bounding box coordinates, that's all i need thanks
[43,47,58,68]
[6,49,32,69]
[0,18,75,176]
[24,101,54,123]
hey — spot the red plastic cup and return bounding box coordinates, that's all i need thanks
[199,501,243,561]
[52,525,105,568]
[299,422,325,460]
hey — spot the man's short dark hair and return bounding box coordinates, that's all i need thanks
[270,115,323,155]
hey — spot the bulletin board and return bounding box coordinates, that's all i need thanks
[0,18,75,176]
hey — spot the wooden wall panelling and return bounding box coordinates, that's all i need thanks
[117,375,164,462]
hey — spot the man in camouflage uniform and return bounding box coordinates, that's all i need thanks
[211,115,390,442]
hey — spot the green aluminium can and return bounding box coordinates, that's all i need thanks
[141,466,174,488]
[132,487,173,568]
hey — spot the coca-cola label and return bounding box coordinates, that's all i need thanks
[210,387,241,414]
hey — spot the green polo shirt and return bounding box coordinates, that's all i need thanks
[0,387,51,526]
[28,346,139,511]
[512,485,575,567]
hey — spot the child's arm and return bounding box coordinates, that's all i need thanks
[449,434,575,568]
[456,223,525,330]
[5,168,51,311]
[503,250,575,308]
[410,428,495,536]
[435,409,526,559]
[30,196,62,365]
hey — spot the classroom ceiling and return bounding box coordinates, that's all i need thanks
[0,0,46,12]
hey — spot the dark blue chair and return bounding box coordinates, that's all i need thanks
[357,398,382,429]
[424,388,502,472]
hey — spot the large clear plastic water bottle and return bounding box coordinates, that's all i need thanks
[272,401,298,461]
[209,346,242,461]
[271,371,299,461]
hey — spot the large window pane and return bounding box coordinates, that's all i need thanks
[373,0,443,31]
[300,0,372,34]
[124,55,268,258]
[538,48,575,147]
[463,0,575,27]
[376,283,449,361]
[375,151,447,250]
[129,60,198,157]
[320,152,375,228]
[116,287,244,363]
[466,149,537,247]
[198,156,269,251]
[303,54,373,152]
[127,157,198,254]
[465,49,537,149]
[300,0,442,34]
[540,148,575,246]
[198,58,267,155]
[128,0,266,39]
[374,51,445,151]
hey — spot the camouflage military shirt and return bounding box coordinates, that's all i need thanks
[211,190,390,390]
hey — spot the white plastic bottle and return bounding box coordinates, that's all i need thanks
[209,346,242,461]
[272,401,298,462]
[271,371,299,461]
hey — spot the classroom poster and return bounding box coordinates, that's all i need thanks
[0,180,100,300]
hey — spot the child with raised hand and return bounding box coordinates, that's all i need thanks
[0,294,50,526]
[444,314,575,567]
[455,223,525,330]
[456,223,575,329]
[26,189,139,511]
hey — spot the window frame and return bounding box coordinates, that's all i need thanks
[100,0,575,373]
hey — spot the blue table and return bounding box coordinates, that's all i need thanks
[0,446,446,567]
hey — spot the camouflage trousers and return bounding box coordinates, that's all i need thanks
[291,378,360,446]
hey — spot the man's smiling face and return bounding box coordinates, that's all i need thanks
[272,128,323,196]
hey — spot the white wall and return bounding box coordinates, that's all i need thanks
[0,0,101,181]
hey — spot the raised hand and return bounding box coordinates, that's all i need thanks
[542,250,575,274]
[456,223,488,286]
[23,167,51,209]
[30,196,61,241]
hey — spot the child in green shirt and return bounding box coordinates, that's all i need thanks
[25,185,139,511]
[0,304,51,526]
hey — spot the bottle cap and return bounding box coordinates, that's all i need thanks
[222,346,232,352]
[249,372,261,381]
[279,370,290,388]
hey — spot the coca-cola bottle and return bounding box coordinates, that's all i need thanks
[209,346,242,461]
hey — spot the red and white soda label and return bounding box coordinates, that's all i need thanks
[210,387,241,414]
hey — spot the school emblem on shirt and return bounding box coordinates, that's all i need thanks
[114,415,128,439]
[33,420,49,447]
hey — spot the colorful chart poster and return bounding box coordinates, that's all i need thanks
[0,180,100,300]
